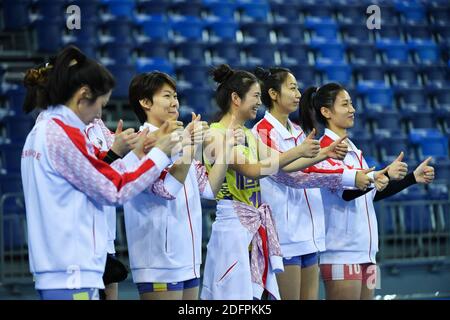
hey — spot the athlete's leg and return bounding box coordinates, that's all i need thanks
[276,256,302,300]
[104,282,118,300]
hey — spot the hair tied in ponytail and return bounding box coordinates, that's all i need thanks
[254,67,271,81]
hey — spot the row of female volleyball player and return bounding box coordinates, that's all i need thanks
[21,45,435,300]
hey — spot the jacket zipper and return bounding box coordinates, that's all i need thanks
[183,185,197,278]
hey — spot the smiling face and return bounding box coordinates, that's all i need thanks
[274,72,301,115]
[147,83,179,126]
[236,82,262,121]
[322,89,355,130]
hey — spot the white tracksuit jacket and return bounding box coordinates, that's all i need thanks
[85,119,117,254]
[123,122,214,284]
[319,128,378,264]
[21,105,170,290]
[252,112,358,258]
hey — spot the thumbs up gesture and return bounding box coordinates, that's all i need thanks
[386,151,408,180]
[355,167,375,191]
[297,128,321,158]
[320,134,348,160]
[374,166,390,191]
[413,157,435,184]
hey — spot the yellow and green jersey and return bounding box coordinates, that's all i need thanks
[205,122,262,208]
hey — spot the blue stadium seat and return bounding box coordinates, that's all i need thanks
[36,0,66,20]
[422,65,450,89]
[0,144,23,174]
[269,0,300,22]
[341,24,373,44]
[300,1,334,18]
[140,40,171,59]
[396,87,430,113]
[105,17,134,43]
[434,25,450,45]
[409,128,449,159]
[371,110,401,130]
[398,185,434,234]
[240,21,272,43]
[170,16,205,41]
[178,65,211,86]
[432,88,450,113]
[348,43,379,65]
[178,87,214,115]
[389,65,421,88]
[376,39,410,64]
[106,63,135,98]
[376,24,403,41]
[171,0,203,17]
[374,128,410,159]
[409,39,441,64]
[354,65,386,82]
[3,0,30,30]
[103,0,136,19]
[428,5,450,26]
[206,18,238,42]
[35,18,64,53]
[6,85,26,116]
[2,115,34,143]
[138,14,170,40]
[273,22,304,43]
[202,0,237,19]
[244,42,277,66]
[376,205,397,235]
[310,40,346,62]
[138,0,169,15]
[71,0,100,20]
[304,17,338,40]
[210,41,242,66]
[135,57,174,75]
[356,81,394,112]
[280,43,309,65]
[104,41,134,64]
[174,42,207,64]
[335,3,367,24]
[405,24,434,41]
[433,159,450,183]
[315,60,352,86]
[394,0,426,24]
[377,4,400,25]
[290,65,317,88]
[237,0,270,22]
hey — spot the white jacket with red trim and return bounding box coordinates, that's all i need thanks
[21,105,170,290]
[123,122,214,284]
[85,119,117,254]
[319,128,378,264]
[252,112,357,258]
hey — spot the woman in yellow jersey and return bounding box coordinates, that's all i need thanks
[200,65,350,300]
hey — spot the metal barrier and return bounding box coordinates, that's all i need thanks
[0,192,31,287]
[375,198,450,263]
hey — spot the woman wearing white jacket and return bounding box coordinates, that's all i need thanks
[252,67,377,300]
[299,82,434,300]
[20,46,179,300]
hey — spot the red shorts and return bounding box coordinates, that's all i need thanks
[320,263,378,288]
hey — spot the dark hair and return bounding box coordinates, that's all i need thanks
[211,64,259,120]
[254,66,291,110]
[23,45,115,113]
[299,82,345,133]
[128,71,177,124]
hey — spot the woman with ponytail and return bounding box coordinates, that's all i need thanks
[21,45,180,299]
[253,68,379,300]
[200,64,350,300]
[299,83,434,299]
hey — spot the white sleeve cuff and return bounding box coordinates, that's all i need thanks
[163,171,184,196]
[270,256,284,273]
[121,151,140,170]
[146,148,171,172]
[367,171,376,188]
[342,168,357,188]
